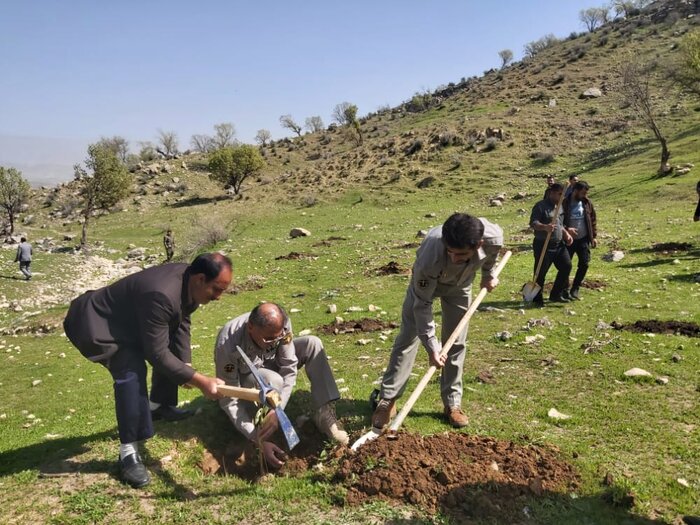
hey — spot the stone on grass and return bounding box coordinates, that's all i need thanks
[298,329,311,336]
[327,304,337,314]
[623,367,652,378]
[603,250,625,262]
[581,87,602,98]
[290,227,311,238]
[31,379,42,387]
[547,408,572,420]
[655,376,669,385]
[496,331,512,341]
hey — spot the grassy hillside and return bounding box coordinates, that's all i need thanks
[1,1,699,523]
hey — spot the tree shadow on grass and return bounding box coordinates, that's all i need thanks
[169,194,232,208]
[0,274,23,280]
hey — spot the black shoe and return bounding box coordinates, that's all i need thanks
[683,517,700,525]
[549,295,570,303]
[118,453,150,488]
[569,287,580,300]
[151,405,193,422]
[561,289,572,301]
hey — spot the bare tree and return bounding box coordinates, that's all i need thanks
[255,129,272,146]
[498,49,514,69]
[304,116,324,133]
[617,59,671,175]
[190,134,213,153]
[279,115,302,137]
[332,102,362,145]
[96,136,129,163]
[579,8,604,31]
[211,122,237,149]
[523,34,559,58]
[157,130,179,158]
[138,141,158,162]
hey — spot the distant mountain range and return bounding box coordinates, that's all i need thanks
[0,134,87,186]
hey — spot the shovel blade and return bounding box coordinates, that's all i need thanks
[350,428,382,451]
[522,281,541,303]
[275,407,300,450]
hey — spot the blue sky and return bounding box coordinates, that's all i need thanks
[0,0,596,183]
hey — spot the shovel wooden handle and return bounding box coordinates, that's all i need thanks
[217,385,261,402]
[532,189,566,281]
[389,251,512,432]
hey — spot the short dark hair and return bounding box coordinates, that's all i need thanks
[189,252,232,282]
[696,179,700,191]
[549,182,564,193]
[442,213,484,249]
[20,237,27,243]
[568,174,578,181]
[573,181,589,191]
[249,302,288,330]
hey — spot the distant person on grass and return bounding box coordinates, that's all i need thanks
[694,180,700,222]
[215,302,348,469]
[63,253,231,488]
[543,175,555,198]
[163,228,175,261]
[372,213,503,430]
[529,183,573,306]
[14,236,32,280]
[563,181,597,300]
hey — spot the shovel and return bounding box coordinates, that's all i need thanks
[232,345,300,450]
[351,251,512,451]
[522,189,566,302]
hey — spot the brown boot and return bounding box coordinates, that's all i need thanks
[444,406,469,428]
[371,398,396,429]
[313,402,349,445]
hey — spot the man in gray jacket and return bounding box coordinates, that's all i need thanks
[63,252,231,488]
[372,213,503,430]
[215,302,347,468]
[14,236,32,280]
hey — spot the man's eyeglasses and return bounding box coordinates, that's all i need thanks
[261,331,292,348]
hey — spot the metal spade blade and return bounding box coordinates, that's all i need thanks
[236,346,300,450]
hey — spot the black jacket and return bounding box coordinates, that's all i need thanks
[63,263,197,385]
[563,194,597,241]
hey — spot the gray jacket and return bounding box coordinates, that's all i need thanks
[215,312,297,439]
[15,242,32,262]
[410,218,503,355]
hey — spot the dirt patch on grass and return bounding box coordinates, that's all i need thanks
[372,261,409,276]
[611,320,700,337]
[274,251,318,260]
[650,242,692,253]
[312,236,347,247]
[395,242,421,249]
[334,432,579,519]
[581,279,607,290]
[228,275,265,294]
[317,318,398,335]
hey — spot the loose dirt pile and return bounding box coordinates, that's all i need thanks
[612,320,700,337]
[317,318,398,335]
[274,251,318,260]
[335,432,579,519]
[581,279,607,290]
[650,242,692,253]
[373,261,409,276]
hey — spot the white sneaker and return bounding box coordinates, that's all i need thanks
[313,402,349,445]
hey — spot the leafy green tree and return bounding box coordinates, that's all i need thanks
[498,49,513,69]
[73,144,131,247]
[208,145,264,195]
[332,102,362,145]
[0,166,31,235]
[673,29,700,96]
[96,136,129,163]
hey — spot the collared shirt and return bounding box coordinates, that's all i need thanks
[410,218,503,356]
[16,242,32,262]
[530,198,564,242]
[214,312,297,439]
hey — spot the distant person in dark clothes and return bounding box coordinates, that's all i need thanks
[694,180,700,222]
[564,174,579,198]
[63,253,231,489]
[163,228,175,261]
[563,181,597,300]
[14,236,32,280]
[530,183,573,305]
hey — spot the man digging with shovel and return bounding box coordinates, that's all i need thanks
[372,213,503,430]
[215,302,348,469]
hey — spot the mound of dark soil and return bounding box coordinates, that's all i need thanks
[581,279,607,290]
[318,318,398,335]
[395,242,421,249]
[274,251,318,260]
[228,276,265,295]
[312,236,347,247]
[335,432,579,518]
[373,261,409,276]
[612,320,700,337]
[650,242,692,253]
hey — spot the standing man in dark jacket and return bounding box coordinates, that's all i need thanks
[563,181,597,300]
[694,180,700,222]
[63,252,231,488]
[14,236,32,280]
[530,183,573,305]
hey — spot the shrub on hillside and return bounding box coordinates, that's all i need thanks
[481,137,499,152]
[530,150,556,164]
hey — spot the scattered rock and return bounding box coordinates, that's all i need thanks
[327,304,337,314]
[290,228,311,238]
[580,87,602,99]
[623,367,652,378]
[416,230,428,238]
[496,331,512,341]
[671,353,682,363]
[655,376,669,385]
[31,379,42,387]
[547,408,571,420]
[603,250,624,262]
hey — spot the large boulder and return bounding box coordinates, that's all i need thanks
[580,87,602,99]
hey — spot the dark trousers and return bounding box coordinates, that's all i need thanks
[567,238,591,290]
[533,238,572,300]
[102,349,179,444]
